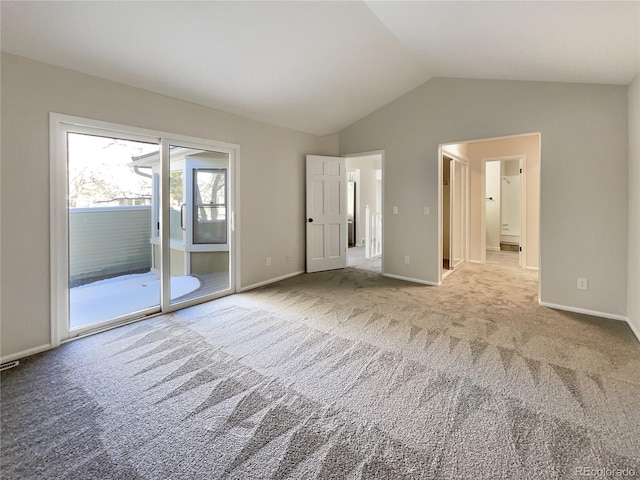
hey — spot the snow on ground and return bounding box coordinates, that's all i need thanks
[70,272,200,329]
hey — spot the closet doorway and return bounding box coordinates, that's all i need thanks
[441,153,468,279]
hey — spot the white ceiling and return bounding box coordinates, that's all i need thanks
[2,1,638,136]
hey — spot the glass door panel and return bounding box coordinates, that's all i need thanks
[169,171,185,243]
[166,146,231,307]
[67,132,160,330]
[193,169,227,244]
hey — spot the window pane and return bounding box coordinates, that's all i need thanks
[66,132,160,329]
[170,171,184,242]
[195,169,225,205]
[193,169,226,244]
[194,206,226,244]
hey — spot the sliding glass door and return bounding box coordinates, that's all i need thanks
[67,132,161,330]
[53,115,237,341]
[137,145,233,308]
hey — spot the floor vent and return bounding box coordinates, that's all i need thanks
[500,242,520,252]
[0,360,20,372]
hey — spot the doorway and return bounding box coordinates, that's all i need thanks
[484,157,523,267]
[345,153,383,273]
[51,114,239,344]
[438,133,540,285]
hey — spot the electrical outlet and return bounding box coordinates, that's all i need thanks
[266,257,272,266]
[404,256,410,264]
[393,206,398,215]
[577,277,588,290]
[423,206,430,215]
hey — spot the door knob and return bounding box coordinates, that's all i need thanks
[308,218,313,223]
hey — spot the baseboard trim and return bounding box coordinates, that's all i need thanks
[468,260,483,265]
[486,246,501,252]
[239,271,304,292]
[625,319,640,343]
[1,343,52,364]
[525,266,539,271]
[383,273,439,286]
[539,301,628,322]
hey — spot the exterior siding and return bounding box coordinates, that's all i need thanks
[69,206,152,285]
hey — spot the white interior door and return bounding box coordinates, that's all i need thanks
[306,155,347,273]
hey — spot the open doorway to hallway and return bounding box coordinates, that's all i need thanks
[439,133,540,283]
[345,152,383,273]
[485,157,523,268]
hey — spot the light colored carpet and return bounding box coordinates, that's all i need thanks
[486,250,520,267]
[348,245,381,272]
[2,262,639,479]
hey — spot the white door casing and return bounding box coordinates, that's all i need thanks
[306,155,347,273]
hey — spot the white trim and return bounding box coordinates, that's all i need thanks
[1,344,52,364]
[234,147,242,292]
[239,271,304,292]
[438,146,443,284]
[468,259,483,264]
[538,301,628,322]
[536,134,543,303]
[626,320,640,343]
[61,311,168,346]
[526,266,539,272]
[70,206,151,213]
[440,151,469,164]
[383,273,440,286]
[441,132,541,148]
[486,246,501,252]
[50,113,239,150]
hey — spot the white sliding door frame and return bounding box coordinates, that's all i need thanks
[50,113,241,347]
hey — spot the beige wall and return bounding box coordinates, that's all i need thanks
[466,135,540,269]
[340,77,628,316]
[628,72,640,338]
[0,53,338,360]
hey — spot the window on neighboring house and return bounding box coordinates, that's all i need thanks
[193,168,227,244]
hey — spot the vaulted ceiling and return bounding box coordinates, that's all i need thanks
[2,1,638,136]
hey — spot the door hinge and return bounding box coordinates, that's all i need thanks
[519,246,522,252]
[520,168,523,174]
